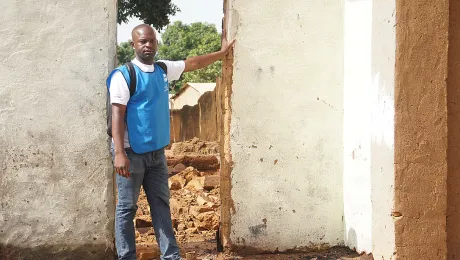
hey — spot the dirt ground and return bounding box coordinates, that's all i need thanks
[133,138,373,260]
[137,241,372,260]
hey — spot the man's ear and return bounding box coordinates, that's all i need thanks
[130,40,134,48]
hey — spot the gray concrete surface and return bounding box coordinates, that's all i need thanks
[226,0,344,251]
[0,0,117,259]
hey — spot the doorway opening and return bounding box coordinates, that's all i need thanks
[114,0,226,259]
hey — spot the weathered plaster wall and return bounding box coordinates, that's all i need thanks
[225,0,344,251]
[447,0,460,258]
[218,1,235,248]
[0,0,116,258]
[394,0,449,259]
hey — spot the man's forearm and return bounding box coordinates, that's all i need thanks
[112,104,126,154]
[184,50,225,72]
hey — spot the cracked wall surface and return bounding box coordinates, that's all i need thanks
[220,0,460,258]
[0,0,117,258]
[223,0,344,252]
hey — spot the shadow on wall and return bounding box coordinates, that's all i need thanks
[347,228,358,252]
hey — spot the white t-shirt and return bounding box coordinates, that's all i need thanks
[110,58,185,148]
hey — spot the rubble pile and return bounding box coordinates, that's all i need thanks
[170,137,219,155]
[169,167,220,242]
[134,138,221,258]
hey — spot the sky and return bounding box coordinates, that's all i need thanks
[117,0,224,44]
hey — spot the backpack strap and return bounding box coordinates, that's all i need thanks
[106,62,137,138]
[125,61,137,97]
[155,61,170,91]
[155,61,168,74]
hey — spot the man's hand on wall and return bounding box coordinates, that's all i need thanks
[221,29,236,55]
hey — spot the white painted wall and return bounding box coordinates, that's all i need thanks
[227,0,344,251]
[343,0,395,258]
[370,0,396,258]
[343,0,373,253]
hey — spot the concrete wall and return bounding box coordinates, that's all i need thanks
[0,0,116,258]
[225,0,344,251]
[219,0,458,257]
[343,0,396,258]
[170,87,220,143]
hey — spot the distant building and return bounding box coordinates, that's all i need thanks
[170,83,216,110]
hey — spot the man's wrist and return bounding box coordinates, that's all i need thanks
[115,150,125,155]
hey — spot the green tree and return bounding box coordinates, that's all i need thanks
[117,41,135,65]
[157,21,222,92]
[118,0,180,30]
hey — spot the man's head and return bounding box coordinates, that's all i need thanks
[131,24,158,64]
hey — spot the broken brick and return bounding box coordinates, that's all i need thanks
[169,175,186,190]
[189,206,214,218]
[203,175,220,190]
[185,178,205,190]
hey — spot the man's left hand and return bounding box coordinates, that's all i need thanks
[221,29,236,55]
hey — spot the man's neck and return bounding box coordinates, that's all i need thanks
[135,56,154,65]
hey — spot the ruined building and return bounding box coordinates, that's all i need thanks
[1,0,459,259]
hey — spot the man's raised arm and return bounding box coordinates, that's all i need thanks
[184,30,235,72]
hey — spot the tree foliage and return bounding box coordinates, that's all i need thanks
[117,41,135,66]
[117,0,180,30]
[157,21,222,92]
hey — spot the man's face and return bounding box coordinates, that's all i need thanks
[131,27,158,61]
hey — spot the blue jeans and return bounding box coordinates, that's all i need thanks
[111,144,182,260]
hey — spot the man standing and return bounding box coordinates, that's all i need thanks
[107,24,234,260]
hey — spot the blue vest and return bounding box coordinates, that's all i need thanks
[107,63,170,154]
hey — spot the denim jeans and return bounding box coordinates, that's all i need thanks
[111,144,182,260]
